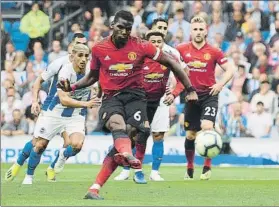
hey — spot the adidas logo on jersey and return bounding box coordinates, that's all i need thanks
[104,55,111,60]
[186,53,191,57]
[143,66,149,70]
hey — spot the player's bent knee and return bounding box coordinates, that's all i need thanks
[34,137,49,154]
[186,131,197,140]
[152,132,164,141]
[70,133,84,149]
[107,114,126,131]
[201,120,214,131]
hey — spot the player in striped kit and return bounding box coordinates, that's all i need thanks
[5,33,88,183]
[5,44,99,184]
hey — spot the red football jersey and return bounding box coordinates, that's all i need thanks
[90,36,161,95]
[143,52,180,101]
[142,59,170,101]
[176,42,228,93]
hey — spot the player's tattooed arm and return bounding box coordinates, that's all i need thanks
[73,70,99,91]
[57,90,100,108]
[57,70,99,92]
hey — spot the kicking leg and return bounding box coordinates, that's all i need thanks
[107,114,140,169]
[84,147,119,200]
[114,130,136,181]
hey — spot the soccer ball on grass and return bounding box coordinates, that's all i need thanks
[195,130,223,158]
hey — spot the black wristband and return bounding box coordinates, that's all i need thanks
[186,86,196,93]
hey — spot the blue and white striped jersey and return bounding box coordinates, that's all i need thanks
[46,63,91,117]
[41,55,70,111]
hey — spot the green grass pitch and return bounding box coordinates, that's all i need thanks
[1,163,279,206]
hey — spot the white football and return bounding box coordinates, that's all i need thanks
[195,130,223,158]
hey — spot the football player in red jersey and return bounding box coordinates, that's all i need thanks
[114,29,187,183]
[58,10,196,199]
[176,16,235,180]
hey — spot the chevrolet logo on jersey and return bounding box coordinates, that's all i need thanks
[187,61,207,68]
[145,73,164,79]
[109,63,133,72]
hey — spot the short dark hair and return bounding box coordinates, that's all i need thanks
[152,18,168,27]
[176,8,184,13]
[238,64,245,69]
[261,80,270,85]
[73,33,85,39]
[13,109,21,114]
[145,30,165,40]
[6,41,13,45]
[114,10,134,23]
[257,101,264,106]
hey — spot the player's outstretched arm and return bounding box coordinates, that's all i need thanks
[31,75,45,115]
[72,70,99,91]
[58,70,99,92]
[57,89,101,108]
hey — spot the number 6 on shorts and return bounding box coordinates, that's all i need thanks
[134,111,141,121]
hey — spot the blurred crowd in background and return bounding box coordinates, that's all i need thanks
[1,0,279,140]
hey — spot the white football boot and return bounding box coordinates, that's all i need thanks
[22,174,33,185]
[149,170,164,181]
[114,169,130,180]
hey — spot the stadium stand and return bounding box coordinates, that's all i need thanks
[1,0,279,147]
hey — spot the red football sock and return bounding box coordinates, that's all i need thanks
[204,158,212,168]
[95,156,118,187]
[135,143,146,168]
[186,149,195,169]
[114,138,132,154]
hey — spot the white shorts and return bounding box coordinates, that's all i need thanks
[151,96,170,132]
[33,112,85,140]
